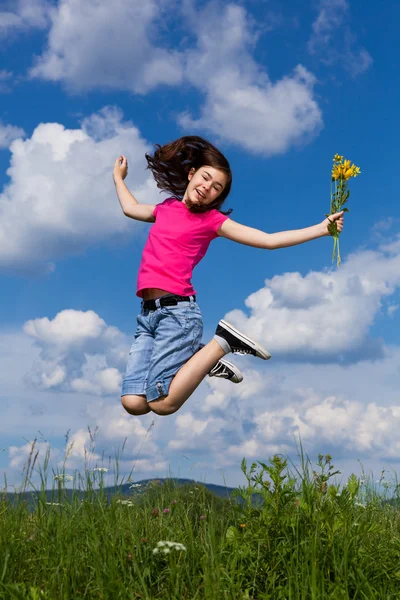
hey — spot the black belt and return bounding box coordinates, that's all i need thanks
[142,294,196,311]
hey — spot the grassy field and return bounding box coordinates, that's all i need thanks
[1,452,400,599]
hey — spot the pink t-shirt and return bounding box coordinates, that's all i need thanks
[137,198,229,297]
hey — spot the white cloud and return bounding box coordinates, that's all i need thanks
[227,439,287,459]
[4,316,400,487]
[309,0,348,50]
[0,0,50,35]
[115,458,168,474]
[27,0,323,156]
[42,364,66,388]
[0,121,25,148]
[180,4,322,154]
[223,244,400,362]
[166,343,400,467]
[88,403,156,449]
[308,0,372,77]
[0,326,163,485]
[7,407,164,478]
[71,365,121,396]
[168,412,226,451]
[380,234,400,256]
[252,393,400,458]
[64,428,101,464]
[0,106,160,272]
[23,309,128,395]
[29,0,183,93]
[59,404,162,471]
[0,70,14,93]
[201,367,267,412]
[171,413,208,445]
[24,309,109,348]
[9,439,57,470]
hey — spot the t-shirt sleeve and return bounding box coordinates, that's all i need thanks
[153,197,175,218]
[208,210,230,234]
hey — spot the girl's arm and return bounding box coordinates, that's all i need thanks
[113,156,156,223]
[218,212,344,249]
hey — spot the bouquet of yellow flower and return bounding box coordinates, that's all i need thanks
[326,154,361,267]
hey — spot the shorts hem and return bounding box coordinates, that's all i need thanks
[146,376,174,402]
[121,384,146,397]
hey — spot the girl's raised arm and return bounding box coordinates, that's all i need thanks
[217,212,344,249]
[113,156,156,223]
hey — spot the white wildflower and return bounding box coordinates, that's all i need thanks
[174,543,186,551]
[154,540,187,555]
[129,483,141,489]
[93,467,109,473]
[116,499,134,506]
[53,474,73,482]
[46,502,62,506]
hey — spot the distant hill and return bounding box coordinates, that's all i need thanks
[2,477,238,508]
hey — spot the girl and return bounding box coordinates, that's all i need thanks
[113,136,344,417]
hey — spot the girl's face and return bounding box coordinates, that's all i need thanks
[183,166,228,209]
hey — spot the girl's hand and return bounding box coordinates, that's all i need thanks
[113,155,128,183]
[322,211,344,236]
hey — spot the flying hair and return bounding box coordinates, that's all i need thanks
[145,136,232,214]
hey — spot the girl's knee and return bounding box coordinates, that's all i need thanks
[149,396,178,416]
[121,395,150,415]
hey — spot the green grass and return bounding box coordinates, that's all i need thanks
[2,452,400,599]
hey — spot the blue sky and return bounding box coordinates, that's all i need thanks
[1,0,400,489]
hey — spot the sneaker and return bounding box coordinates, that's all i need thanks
[209,358,244,384]
[215,319,271,360]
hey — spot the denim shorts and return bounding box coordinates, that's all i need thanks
[121,298,203,402]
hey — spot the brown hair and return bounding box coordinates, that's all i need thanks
[145,136,232,214]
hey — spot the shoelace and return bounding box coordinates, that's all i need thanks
[231,347,252,355]
[213,366,229,378]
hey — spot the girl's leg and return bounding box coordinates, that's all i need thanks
[121,303,241,417]
[149,320,270,416]
[122,394,151,415]
[149,339,226,416]
[121,312,155,416]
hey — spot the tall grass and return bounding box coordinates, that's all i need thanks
[1,450,400,599]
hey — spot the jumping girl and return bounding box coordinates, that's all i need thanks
[113,136,344,417]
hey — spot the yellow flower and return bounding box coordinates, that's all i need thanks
[332,158,361,180]
[332,165,343,180]
[240,523,246,529]
[342,159,351,171]
[328,154,361,267]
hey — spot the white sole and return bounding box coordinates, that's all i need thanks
[218,358,244,383]
[219,320,271,360]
